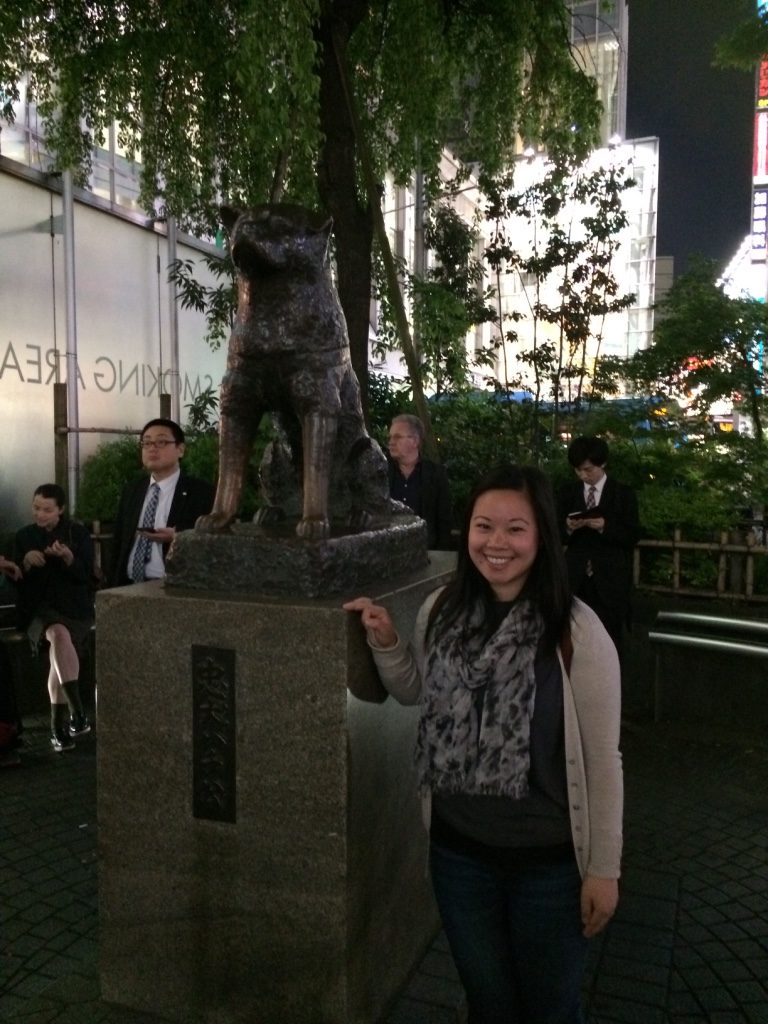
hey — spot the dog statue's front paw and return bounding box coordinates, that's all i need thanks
[253,505,285,526]
[195,512,236,533]
[295,516,330,541]
[347,509,372,531]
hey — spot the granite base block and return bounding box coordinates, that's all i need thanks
[164,516,428,597]
[96,553,455,1024]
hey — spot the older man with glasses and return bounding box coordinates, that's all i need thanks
[387,414,454,550]
[109,418,215,587]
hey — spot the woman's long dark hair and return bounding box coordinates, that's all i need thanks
[429,464,572,653]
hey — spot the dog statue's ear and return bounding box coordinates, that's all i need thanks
[305,211,333,240]
[307,216,333,261]
[220,204,242,233]
[317,216,333,240]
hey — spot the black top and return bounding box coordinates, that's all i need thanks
[387,456,453,550]
[14,518,94,629]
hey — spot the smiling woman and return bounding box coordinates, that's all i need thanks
[344,463,623,1024]
[467,489,539,602]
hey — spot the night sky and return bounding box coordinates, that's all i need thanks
[626,0,755,276]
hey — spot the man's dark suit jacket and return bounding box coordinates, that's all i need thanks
[109,473,215,586]
[558,476,640,638]
[388,457,454,550]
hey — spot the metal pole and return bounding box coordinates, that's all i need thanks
[62,169,80,510]
[53,383,68,488]
[166,216,181,422]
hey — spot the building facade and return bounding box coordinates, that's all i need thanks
[375,0,658,396]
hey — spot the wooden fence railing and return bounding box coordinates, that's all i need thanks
[634,529,768,603]
[90,520,110,581]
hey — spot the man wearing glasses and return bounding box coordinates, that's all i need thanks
[387,414,453,550]
[109,419,215,586]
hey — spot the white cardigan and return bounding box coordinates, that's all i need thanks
[369,593,623,880]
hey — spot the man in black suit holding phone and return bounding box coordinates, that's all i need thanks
[558,435,639,649]
[109,418,215,586]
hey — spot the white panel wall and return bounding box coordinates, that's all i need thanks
[0,171,227,532]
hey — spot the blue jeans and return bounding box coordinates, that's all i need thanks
[430,842,588,1024]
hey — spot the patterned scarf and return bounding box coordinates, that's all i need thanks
[415,598,543,799]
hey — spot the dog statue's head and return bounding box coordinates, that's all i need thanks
[220,203,333,277]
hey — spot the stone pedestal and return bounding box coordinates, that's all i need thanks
[164,516,428,598]
[96,553,455,1024]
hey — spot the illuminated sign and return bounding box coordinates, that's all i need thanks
[751,4,768,260]
[751,186,768,260]
[759,60,768,108]
[754,111,768,180]
[754,0,768,262]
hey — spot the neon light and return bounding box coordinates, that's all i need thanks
[751,186,768,261]
[754,112,768,178]
[759,61,768,108]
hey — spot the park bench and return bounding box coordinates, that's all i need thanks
[0,602,27,664]
[648,611,768,722]
[0,603,28,742]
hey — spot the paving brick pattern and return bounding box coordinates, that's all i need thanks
[2,715,767,1023]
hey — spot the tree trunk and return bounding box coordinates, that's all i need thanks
[315,5,374,418]
[318,9,439,459]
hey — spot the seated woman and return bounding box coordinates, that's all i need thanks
[14,484,94,752]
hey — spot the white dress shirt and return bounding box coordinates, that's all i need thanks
[127,469,180,581]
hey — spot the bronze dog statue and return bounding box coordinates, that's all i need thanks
[196,203,397,540]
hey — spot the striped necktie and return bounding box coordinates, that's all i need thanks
[585,485,598,577]
[131,483,160,582]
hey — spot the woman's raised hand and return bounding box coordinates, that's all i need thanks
[342,597,398,650]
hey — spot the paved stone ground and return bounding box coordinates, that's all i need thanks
[2,713,767,1023]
